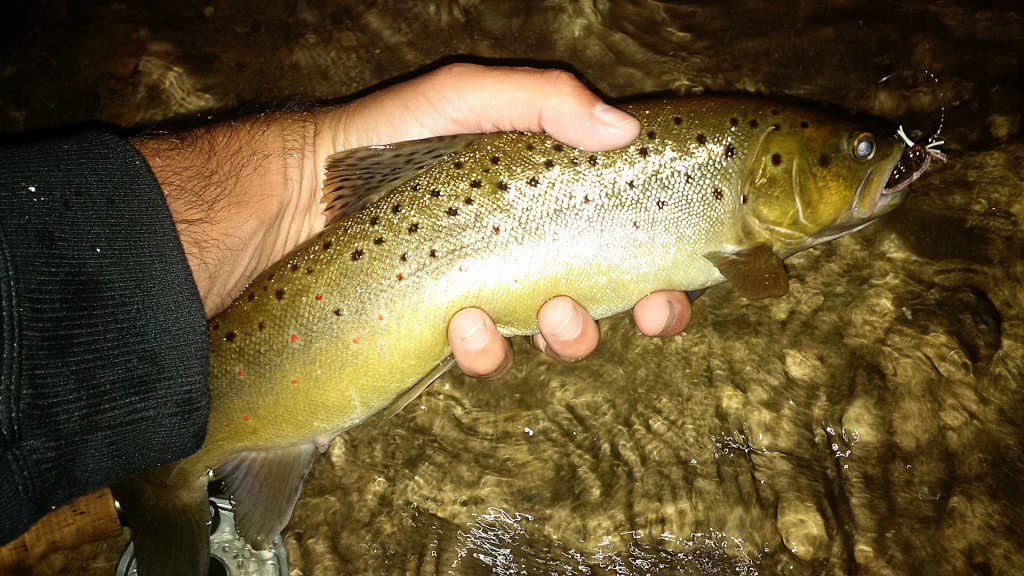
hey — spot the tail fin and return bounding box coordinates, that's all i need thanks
[112,470,211,576]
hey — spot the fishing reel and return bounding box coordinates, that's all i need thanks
[116,496,288,576]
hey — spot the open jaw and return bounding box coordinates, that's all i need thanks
[884,128,947,196]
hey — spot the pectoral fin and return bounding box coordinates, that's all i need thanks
[705,244,789,300]
[322,135,478,225]
[215,444,316,550]
[112,473,212,576]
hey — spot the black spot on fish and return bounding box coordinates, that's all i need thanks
[818,153,831,168]
[526,143,535,152]
[527,176,539,187]
[632,220,640,229]
[712,187,724,201]
[351,248,364,261]
[696,134,707,145]
[392,203,402,214]
[749,119,760,129]
[289,262,300,272]
[257,321,265,332]
[685,172,694,183]
[373,237,385,245]
[730,117,739,127]
[724,144,737,159]
[772,153,783,166]
[247,292,256,302]
[543,159,555,169]
[583,194,592,204]
[464,196,474,205]
[225,331,236,342]
[646,130,657,140]
[570,157,580,166]
[408,222,420,233]
[267,273,275,282]
[490,156,501,165]
[429,189,442,198]
[673,116,683,125]
[481,168,490,174]
[274,289,285,300]
[410,183,420,191]
[800,121,810,129]
[588,154,598,166]
[553,144,564,152]
[639,147,650,158]
[400,252,408,262]
[469,180,482,188]
[306,267,314,274]
[447,207,459,217]
[497,181,508,191]
[333,308,342,316]
[322,240,332,251]
[453,161,464,170]
[627,180,636,189]
[657,199,667,210]
[370,216,380,226]
[770,109,780,115]
[210,320,220,331]
[429,249,438,259]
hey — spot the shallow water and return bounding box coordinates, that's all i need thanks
[3,1,1022,574]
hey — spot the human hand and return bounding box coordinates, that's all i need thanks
[136,63,691,378]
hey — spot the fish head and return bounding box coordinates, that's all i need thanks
[739,107,941,257]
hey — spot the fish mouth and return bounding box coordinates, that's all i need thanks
[883,128,947,196]
[872,128,946,218]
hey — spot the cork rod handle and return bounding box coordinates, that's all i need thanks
[0,488,122,573]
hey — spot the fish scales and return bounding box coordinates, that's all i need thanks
[114,96,939,576]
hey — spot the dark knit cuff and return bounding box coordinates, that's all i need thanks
[0,131,209,543]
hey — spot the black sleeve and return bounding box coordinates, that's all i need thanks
[0,131,209,544]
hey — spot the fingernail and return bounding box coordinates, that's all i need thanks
[592,103,639,129]
[659,300,678,336]
[552,305,583,341]
[461,318,490,351]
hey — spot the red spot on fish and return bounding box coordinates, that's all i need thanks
[314,293,323,301]
[290,333,298,344]
[378,314,385,321]
[290,378,298,385]
[352,337,361,345]
[242,414,250,422]
[396,272,405,281]
[236,369,245,377]
[458,264,466,272]
[225,420,231,428]
[492,225,501,235]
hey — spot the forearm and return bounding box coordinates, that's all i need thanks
[133,112,322,317]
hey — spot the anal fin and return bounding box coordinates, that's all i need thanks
[705,244,789,300]
[112,471,212,576]
[214,444,316,550]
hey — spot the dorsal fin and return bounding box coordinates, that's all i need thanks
[322,134,478,225]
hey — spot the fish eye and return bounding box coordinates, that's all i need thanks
[851,132,876,161]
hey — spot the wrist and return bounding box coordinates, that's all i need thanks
[134,112,321,317]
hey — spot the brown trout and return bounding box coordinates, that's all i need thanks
[114,97,940,575]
